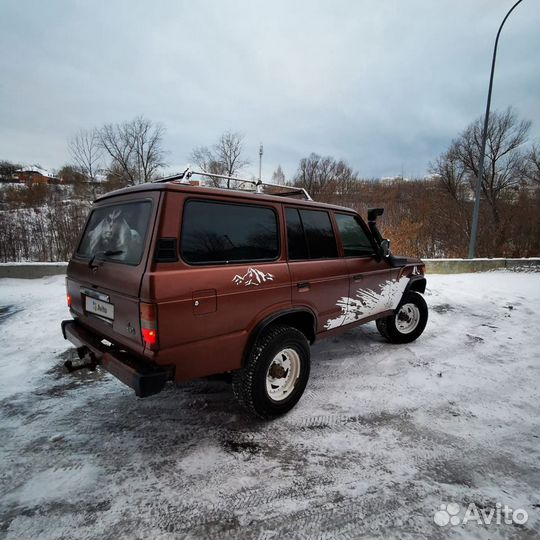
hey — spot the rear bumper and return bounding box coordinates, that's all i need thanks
[61,319,173,397]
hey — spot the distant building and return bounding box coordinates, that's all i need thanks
[14,166,60,185]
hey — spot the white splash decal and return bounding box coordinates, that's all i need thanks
[324,276,410,330]
[233,267,275,287]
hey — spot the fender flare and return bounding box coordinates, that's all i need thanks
[242,307,317,367]
[405,275,427,294]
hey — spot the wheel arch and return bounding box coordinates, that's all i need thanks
[242,308,317,367]
[406,276,426,294]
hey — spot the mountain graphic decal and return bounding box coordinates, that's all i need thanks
[232,267,275,287]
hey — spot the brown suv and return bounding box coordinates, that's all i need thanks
[62,170,427,418]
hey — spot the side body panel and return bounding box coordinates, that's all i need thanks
[338,258,404,327]
[288,259,349,331]
[143,192,292,380]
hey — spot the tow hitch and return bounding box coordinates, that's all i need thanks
[61,320,172,397]
[64,346,98,372]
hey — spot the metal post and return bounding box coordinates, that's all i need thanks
[259,143,263,181]
[468,0,525,259]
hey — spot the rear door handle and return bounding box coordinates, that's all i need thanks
[353,274,363,281]
[297,281,310,291]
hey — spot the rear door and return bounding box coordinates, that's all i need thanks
[333,212,403,325]
[66,192,160,352]
[285,206,349,331]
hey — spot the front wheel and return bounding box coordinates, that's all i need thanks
[232,325,310,419]
[376,290,428,344]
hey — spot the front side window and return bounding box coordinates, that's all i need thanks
[285,207,338,260]
[335,213,375,257]
[77,200,151,265]
[181,200,279,264]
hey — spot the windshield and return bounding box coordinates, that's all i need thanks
[77,200,152,265]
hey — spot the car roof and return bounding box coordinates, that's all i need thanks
[94,182,357,213]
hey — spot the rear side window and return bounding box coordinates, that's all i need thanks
[286,208,338,260]
[181,200,279,264]
[77,201,151,265]
[335,213,375,257]
[285,208,308,260]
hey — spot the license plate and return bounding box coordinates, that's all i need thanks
[85,296,114,320]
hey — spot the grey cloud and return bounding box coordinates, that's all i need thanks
[0,0,538,180]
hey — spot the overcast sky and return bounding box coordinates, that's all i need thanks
[1,0,538,180]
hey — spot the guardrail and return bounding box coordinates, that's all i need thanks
[0,262,68,279]
[423,258,540,274]
[1,258,539,279]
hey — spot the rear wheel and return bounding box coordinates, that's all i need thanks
[376,290,428,344]
[232,325,310,419]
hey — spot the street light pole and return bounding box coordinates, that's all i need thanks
[259,143,263,181]
[468,0,525,259]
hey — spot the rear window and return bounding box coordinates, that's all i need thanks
[77,201,152,265]
[181,200,279,264]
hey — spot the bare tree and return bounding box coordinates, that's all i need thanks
[430,146,469,202]
[524,143,540,186]
[523,143,540,255]
[190,146,226,187]
[432,108,530,226]
[271,165,286,185]
[68,129,103,197]
[429,108,534,255]
[131,116,166,183]
[99,122,136,185]
[0,160,23,180]
[216,131,249,179]
[99,116,166,185]
[189,131,249,187]
[292,153,358,201]
[69,129,103,181]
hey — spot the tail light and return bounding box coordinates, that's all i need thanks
[140,302,158,349]
[67,294,72,308]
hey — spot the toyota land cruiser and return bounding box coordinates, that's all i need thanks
[61,169,427,418]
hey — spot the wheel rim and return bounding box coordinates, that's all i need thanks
[395,303,421,334]
[266,348,301,402]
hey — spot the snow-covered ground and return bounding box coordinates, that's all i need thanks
[0,272,538,539]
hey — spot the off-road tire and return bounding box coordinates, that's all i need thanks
[376,290,428,344]
[232,324,310,419]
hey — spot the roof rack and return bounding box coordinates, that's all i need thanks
[153,167,312,201]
